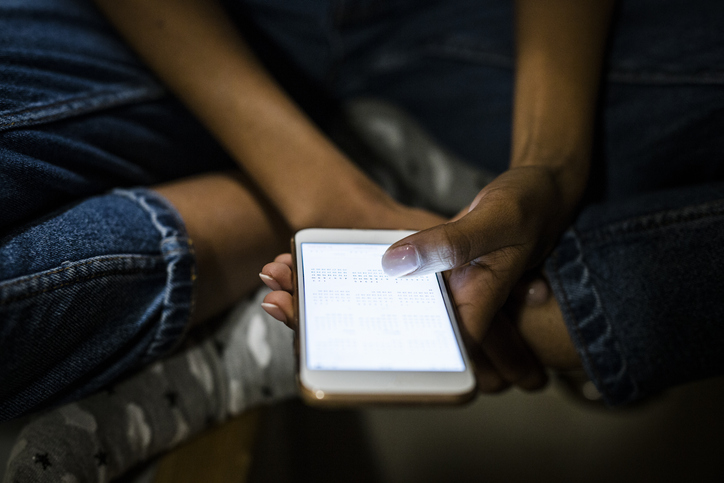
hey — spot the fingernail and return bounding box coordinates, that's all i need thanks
[261,302,286,322]
[259,273,281,291]
[381,244,420,277]
[524,278,550,306]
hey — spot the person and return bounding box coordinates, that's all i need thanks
[1,0,723,427]
[0,0,532,420]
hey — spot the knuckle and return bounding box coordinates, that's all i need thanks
[439,222,475,268]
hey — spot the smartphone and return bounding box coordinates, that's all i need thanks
[292,228,477,405]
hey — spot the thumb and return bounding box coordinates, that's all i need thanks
[382,185,525,277]
[380,224,465,277]
[381,186,523,277]
[381,214,494,277]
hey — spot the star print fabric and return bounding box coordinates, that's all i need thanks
[2,289,296,483]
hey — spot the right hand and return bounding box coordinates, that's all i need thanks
[378,166,579,391]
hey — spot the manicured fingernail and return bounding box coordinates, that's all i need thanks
[381,244,420,277]
[261,302,286,322]
[259,273,281,291]
[524,278,550,306]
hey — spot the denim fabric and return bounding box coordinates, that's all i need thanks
[1,0,723,417]
[547,185,724,405]
[0,189,195,421]
[1,0,233,419]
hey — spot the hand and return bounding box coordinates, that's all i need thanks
[285,165,447,232]
[507,274,581,370]
[380,166,578,390]
[258,254,296,329]
[329,191,447,232]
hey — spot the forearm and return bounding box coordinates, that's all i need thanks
[512,0,615,210]
[153,172,289,325]
[92,0,390,230]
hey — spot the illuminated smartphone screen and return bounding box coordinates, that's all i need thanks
[301,242,465,372]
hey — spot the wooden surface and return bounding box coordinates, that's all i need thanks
[153,409,261,483]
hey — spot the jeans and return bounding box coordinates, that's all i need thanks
[0,0,236,420]
[1,0,723,419]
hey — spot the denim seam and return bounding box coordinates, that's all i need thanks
[0,254,158,290]
[0,83,166,133]
[580,201,724,244]
[0,263,162,306]
[547,247,608,392]
[548,255,601,384]
[425,43,513,70]
[424,40,724,85]
[607,70,724,86]
[546,229,639,405]
[112,188,196,360]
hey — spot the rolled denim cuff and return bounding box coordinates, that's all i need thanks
[0,188,195,420]
[112,188,195,361]
[546,193,724,407]
[545,230,640,406]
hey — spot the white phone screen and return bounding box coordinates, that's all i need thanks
[301,242,465,372]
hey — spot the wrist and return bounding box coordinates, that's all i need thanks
[498,164,584,260]
[510,146,590,216]
[284,169,398,231]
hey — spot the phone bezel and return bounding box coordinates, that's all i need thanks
[292,228,477,406]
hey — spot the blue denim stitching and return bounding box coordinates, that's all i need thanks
[112,188,196,361]
[425,42,513,70]
[607,71,724,85]
[424,39,724,86]
[0,254,165,305]
[546,230,640,406]
[579,199,724,244]
[0,83,166,133]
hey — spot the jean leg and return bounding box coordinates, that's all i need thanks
[0,189,197,421]
[331,0,514,175]
[0,0,233,419]
[602,0,724,200]
[1,0,234,230]
[546,183,724,406]
[545,0,724,405]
